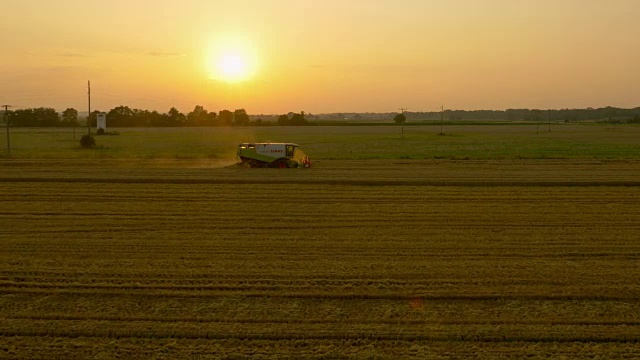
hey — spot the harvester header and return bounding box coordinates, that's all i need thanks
[237,143,311,168]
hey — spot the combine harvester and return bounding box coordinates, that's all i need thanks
[237,143,311,168]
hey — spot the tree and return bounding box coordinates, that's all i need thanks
[11,108,60,127]
[107,106,135,127]
[187,105,209,126]
[606,106,618,125]
[80,134,96,148]
[131,109,152,127]
[206,111,217,126]
[61,108,79,127]
[277,114,289,126]
[394,113,406,124]
[234,109,250,126]
[166,107,186,127]
[148,111,169,127]
[34,108,60,126]
[290,112,307,126]
[277,112,307,126]
[219,110,234,126]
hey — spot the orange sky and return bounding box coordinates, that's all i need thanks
[1,0,639,114]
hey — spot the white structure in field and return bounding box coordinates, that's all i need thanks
[96,113,107,132]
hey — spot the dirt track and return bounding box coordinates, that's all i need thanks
[2,159,640,186]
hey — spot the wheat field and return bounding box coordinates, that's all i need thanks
[1,159,639,358]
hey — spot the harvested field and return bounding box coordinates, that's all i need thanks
[1,160,640,358]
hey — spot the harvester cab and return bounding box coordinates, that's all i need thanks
[237,143,311,168]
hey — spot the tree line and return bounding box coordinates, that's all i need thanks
[399,107,640,123]
[2,105,309,127]
[3,105,639,127]
[3,108,80,127]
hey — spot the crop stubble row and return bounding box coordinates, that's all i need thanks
[1,163,640,358]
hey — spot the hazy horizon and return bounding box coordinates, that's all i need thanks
[2,0,639,114]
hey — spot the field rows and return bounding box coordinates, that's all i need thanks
[4,337,640,359]
[2,162,640,358]
[3,319,640,343]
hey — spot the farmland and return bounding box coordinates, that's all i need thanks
[2,123,640,160]
[1,125,640,358]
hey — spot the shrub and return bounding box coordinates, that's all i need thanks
[80,134,96,148]
[96,128,105,135]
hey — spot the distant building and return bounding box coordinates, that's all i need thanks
[97,113,107,132]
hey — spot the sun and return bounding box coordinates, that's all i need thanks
[206,35,258,83]
[218,52,249,82]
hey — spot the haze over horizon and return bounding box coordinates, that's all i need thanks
[1,0,638,114]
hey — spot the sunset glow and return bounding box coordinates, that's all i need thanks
[1,1,639,113]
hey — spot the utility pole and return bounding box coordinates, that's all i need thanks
[87,81,91,135]
[3,105,11,157]
[398,108,407,140]
[440,105,444,135]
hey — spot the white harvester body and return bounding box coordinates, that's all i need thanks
[237,143,311,168]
